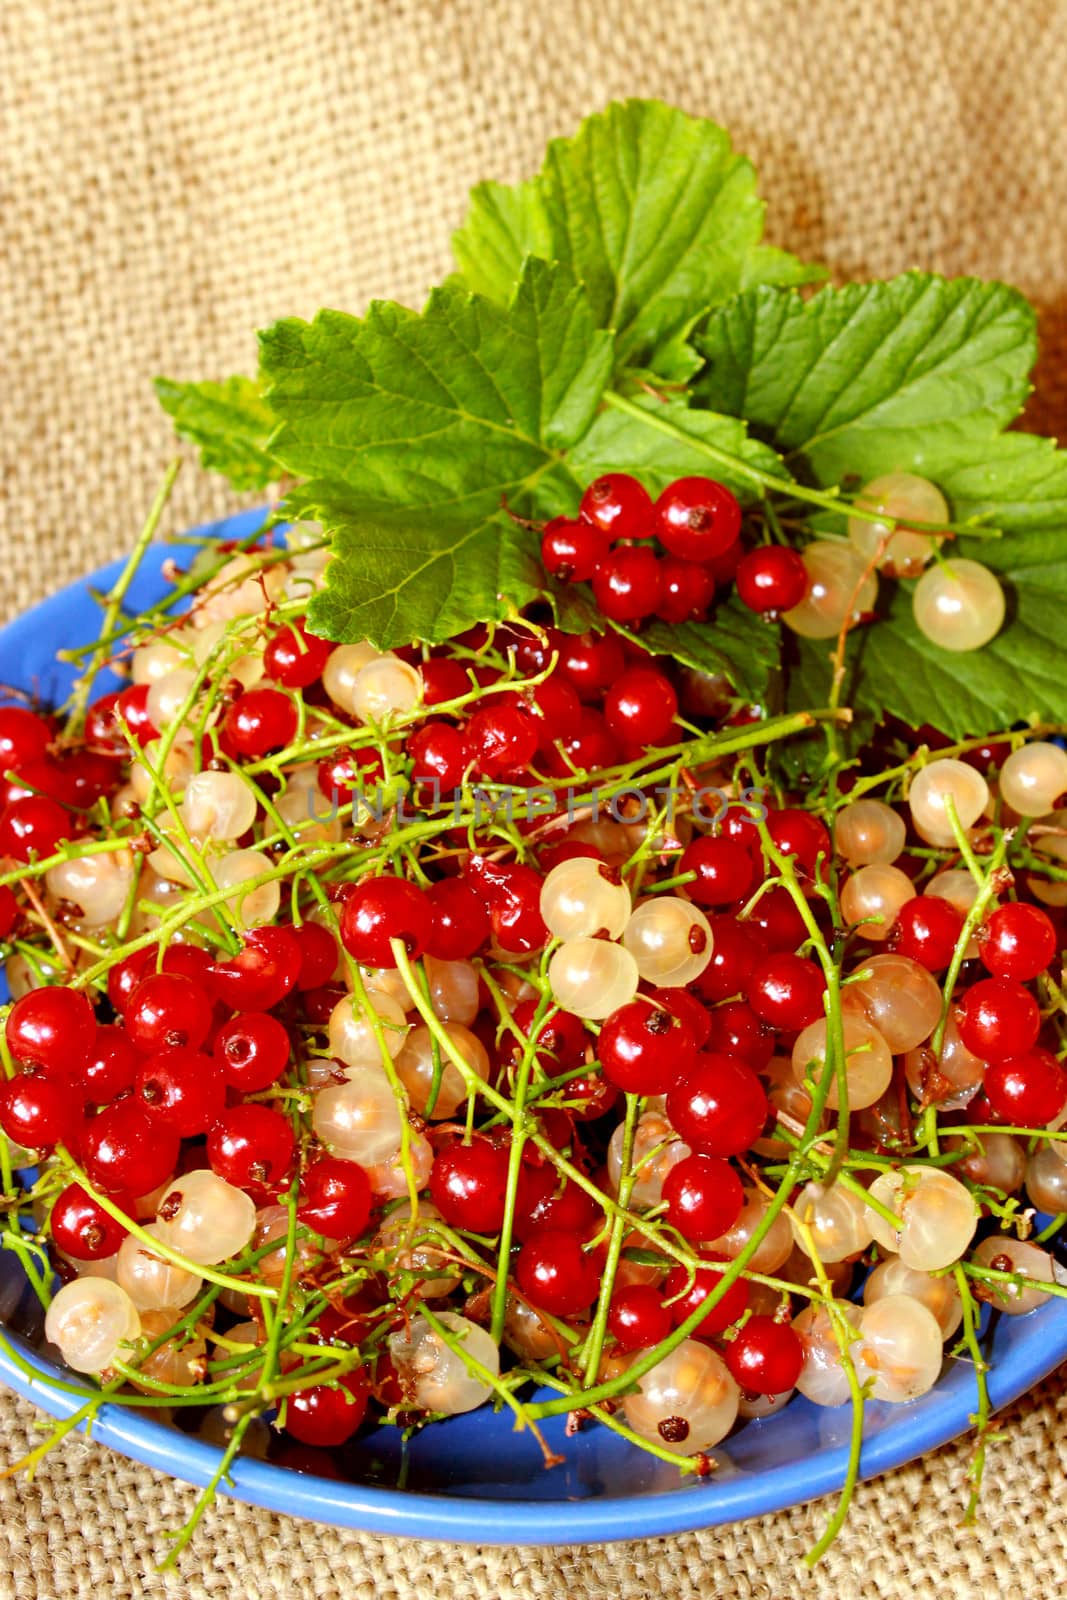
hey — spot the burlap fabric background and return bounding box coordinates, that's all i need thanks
[2,1,1067,1595]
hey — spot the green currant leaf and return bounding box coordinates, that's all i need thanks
[568,393,786,500]
[154,375,279,491]
[612,599,781,701]
[453,99,820,373]
[694,275,1037,482]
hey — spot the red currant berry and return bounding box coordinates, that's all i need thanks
[521,677,584,747]
[222,688,298,758]
[408,721,468,791]
[608,1285,672,1351]
[340,875,433,969]
[213,1012,291,1092]
[136,1046,225,1135]
[706,1001,774,1069]
[749,953,826,1032]
[50,1181,132,1260]
[0,884,18,939]
[579,473,653,542]
[516,1228,600,1317]
[666,1052,769,1156]
[648,986,712,1048]
[956,977,1040,1062]
[984,1047,1067,1127]
[694,914,763,1002]
[724,1315,804,1394]
[891,895,964,971]
[735,546,809,616]
[555,632,627,701]
[81,1024,139,1101]
[298,1157,373,1240]
[115,684,159,746]
[418,656,471,707]
[424,877,491,961]
[654,477,742,562]
[429,1140,510,1233]
[541,708,618,778]
[662,1153,745,1242]
[509,1000,587,1069]
[0,795,72,862]
[82,1099,179,1195]
[125,973,213,1055]
[746,885,808,953]
[208,1103,295,1192]
[603,667,678,747]
[83,691,126,755]
[207,924,303,1010]
[765,808,831,882]
[263,622,333,689]
[598,997,696,1094]
[513,1169,600,1243]
[6,986,96,1076]
[291,921,340,990]
[979,903,1058,982]
[591,547,664,623]
[665,1260,749,1333]
[541,517,609,583]
[464,704,538,779]
[468,862,548,954]
[0,707,52,769]
[0,1071,82,1150]
[657,557,715,624]
[285,1373,368,1446]
[316,745,384,801]
[681,836,758,907]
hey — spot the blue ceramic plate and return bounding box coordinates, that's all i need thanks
[1,508,1065,1545]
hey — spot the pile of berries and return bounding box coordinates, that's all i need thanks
[0,504,1060,1483]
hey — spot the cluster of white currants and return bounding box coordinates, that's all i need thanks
[542,856,713,1019]
[781,471,1005,654]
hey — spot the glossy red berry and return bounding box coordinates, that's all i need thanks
[510,999,587,1069]
[0,1071,81,1151]
[263,622,333,689]
[665,1260,749,1333]
[516,1228,600,1317]
[706,1001,774,1069]
[214,1012,291,1092]
[425,876,491,961]
[749,953,827,1032]
[607,1285,672,1351]
[765,808,831,882]
[0,707,52,770]
[0,884,18,939]
[579,473,653,542]
[598,997,696,1094]
[654,477,742,562]
[6,986,96,1076]
[430,1140,510,1233]
[603,667,678,747]
[656,557,715,624]
[522,677,583,744]
[81,1025,139,1102]
[136,1047,225,1137]
[115,684,159,746]
[408,721,468,791]
[725,1315,804,1394]
[735,546,809,616]
[50,1181,132,1260]
[591,547,664,623]
[541,708,618,778]
[694,914,763,1002]
[290,921,339,990]
[316,745,384,800]
[979,903,1057,982]
[125,973,213,1055]
[745,885,808,953]
[662,1153,745,1242]
[285,1373,368,1446]
[681,836,758,907]
[0,795,72,862]
[418,656,472,707]
[82,1099,179,1195]
[207,924,303,1010]
[513,1169,600,1243]
[956,977,1040,1062]
[208,1103,295,1191]
[541,516,609,582]
[222,688,298,758]
[467,861,548,955]
[984,1048,1067,1127]
[340,875,433,970]
[892,895,964,971]
[648,985,712,1049]
[555,632,627,701]
[298,1157,373,1240]
[464,704,538,779]
[666,1052,769,1157]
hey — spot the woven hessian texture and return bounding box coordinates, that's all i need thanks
[2,1,1067,1595]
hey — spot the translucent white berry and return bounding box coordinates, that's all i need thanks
[792,1013,893,1110]
[424,955,480,1026]
[155,1170,256,1265]
[389,1311,499,1415]
[833,798,906,868]
[350,655,423,723]
[865,1165,977,1270]
[211,849,280,927]
[847,472,948,577]
[857,1293,943,1402]
[328,991,410,1071]
[863,1258,963,1339]
[971,1237,1054,1314]
[539,857,632,942]
[548,937,639,1019]
[706,1185,793,1274]
[146,668,197,730]
[116,1223,203,1311]
[781,542,878,640]
[903,1013,984,1110]
[394,1022,489,1119]
[180,770,258,842]
[789,1180,874,1263]
[847,952,942,1052]
[622,1339,739,1454]
[908,759,989,847]
[912,558,1005,652]
[793,1300,861,1407]
[839,863,915,941]
[322,643,383,713]
[621,897,713,987]
[312,1068,405,1165]
[376,1201,458,1299]
[46,850,135,929]
[607,1113,690,1209]
[998,741,1067,818]
[44,1278,141,1373]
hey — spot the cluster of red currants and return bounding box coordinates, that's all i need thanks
[540,472,810,625]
